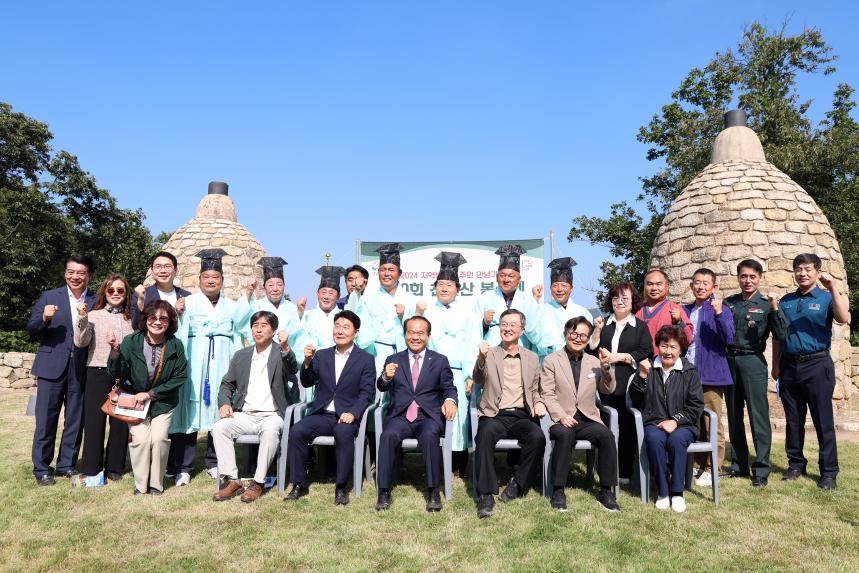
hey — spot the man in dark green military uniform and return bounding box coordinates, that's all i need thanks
[724,259,788,487]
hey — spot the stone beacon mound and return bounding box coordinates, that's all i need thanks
[156,181,266,300]
[649,109,853,400]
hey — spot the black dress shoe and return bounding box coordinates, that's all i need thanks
[500,478,520,502]
[147,487,163,496]
[376,489,392,511]
[725,467,750,478]
[477,494,495,518]
[56,469,77,478]
[818,476,837,490]
[283,483,309,501]
[335,488,349,506]
[598,489,620,512]
[751,476,768,488]
[134,489,144,496]
[426,488,442,512]
[105,471,123,482]
[782,467,806,481]
[36,474,56,486]
[550,489,567,512]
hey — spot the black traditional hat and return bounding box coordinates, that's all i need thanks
[316,265,345,292]
[548,257,577,285]
[495,244,525,272]
[376,243,402,267]
[196,248,228,273]
[258,256,287,282]
[435,251,467,282]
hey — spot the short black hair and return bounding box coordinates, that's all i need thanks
[403,315,431,335]
[736,259,764,276]
[250,310,279,330]
[499,308,526,329]
[655,325,689,354]
[692,268,717,283]
[792,253,822,271]
[139,300,179,336]
[149,251,178,269]
[66,255,95,274]
[564,316,593,336]
[604,282,643,314]
[344,265,369,280]
[644,268,671,284]
[334,309,361,330]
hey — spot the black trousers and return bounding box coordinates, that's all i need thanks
[474,410,545,495]
[79,367,128,475]
[288,412,358,488]
[549,420,617,488]
[166,432,217,474]
[377,414,442,490]
[603,393,635,480]
[32,358,85,477]
[779,355,839,478]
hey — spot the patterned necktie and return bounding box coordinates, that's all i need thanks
[407,354,421,422]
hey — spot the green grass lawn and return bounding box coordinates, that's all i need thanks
[1,391,857,572]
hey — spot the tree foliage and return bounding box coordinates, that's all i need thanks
[0,102,161,331]
[569,21,858,330]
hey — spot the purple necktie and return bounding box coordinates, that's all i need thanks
[407,354,421,422]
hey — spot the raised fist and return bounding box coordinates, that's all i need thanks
[384,362,399,380]
[669,307,681,324]
[415,301,427,315]
[483,309,495,326]
[532,285,544,302]
[394,303,405,319]
[107,329,119,351]
[768,294,780,311]
[175,297,186,315]
[303,344,316,365]
[76,303,88,317]
[478,342,490,362]
[598,347,611,367]
[43,304,58,322]
[593,315,605,330]
[297,296,307,318]
[638,358,652,378]
[277,330,290,351]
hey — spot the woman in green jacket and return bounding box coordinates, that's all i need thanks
[109,300,188,495]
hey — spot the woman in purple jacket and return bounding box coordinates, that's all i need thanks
[683,268,735,487]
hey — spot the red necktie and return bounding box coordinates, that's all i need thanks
[406,354,421,422]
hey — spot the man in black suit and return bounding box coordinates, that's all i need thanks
[132,251,191,328]
[284,310,376,505]
[375,315,457,511]
[26,255,97,485]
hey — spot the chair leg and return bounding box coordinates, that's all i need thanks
[685,456,694,491]
[712,449,720,505]
[353,441,363,497]
[443,445,453,501]
[543,443,553,498]
[639,449,650,504]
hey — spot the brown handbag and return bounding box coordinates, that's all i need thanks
[102,342,167,425]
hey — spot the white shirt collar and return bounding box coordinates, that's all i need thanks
[409,349,426,362]
[67,286,87,303]
[607,313,636,327]
[653,356,683,372]
[254,342,273,360]
[335,344,354,357]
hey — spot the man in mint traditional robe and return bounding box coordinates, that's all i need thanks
[531,257,594,360]
[474,244,543,349]
[423,251,481,475]
[363,243,422,375]
[243,256,305,352]
[167,249,251,485]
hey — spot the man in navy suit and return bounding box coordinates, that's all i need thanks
[26,255,97,485]
[375,315,457,511]
[284,310,376,505]
[132,251,191,328]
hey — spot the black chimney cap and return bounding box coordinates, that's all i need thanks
[207,181,229,195]
[724,109,748,128]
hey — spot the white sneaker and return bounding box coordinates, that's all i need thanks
[696,471,712,487]
[206,467,219,479]
[671,496,687,513]
[175,472,191,486]
[655,496,670,510]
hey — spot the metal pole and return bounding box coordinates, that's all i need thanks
[549,229,555,261]
[355,240,361,264]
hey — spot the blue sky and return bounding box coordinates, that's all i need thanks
[3,1,857,305]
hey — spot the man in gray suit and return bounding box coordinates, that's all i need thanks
[472,309,546,518]
[211,311,300,503]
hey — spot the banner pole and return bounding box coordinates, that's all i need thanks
[549,229,555,260]
[355,240,361,264]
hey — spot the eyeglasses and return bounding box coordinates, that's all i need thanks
[152,264,175,271]
[406,330,428,337]
[499,322,522,329]
[106,288,126,295]
[612,296,631,303]
[566,332,590,340]
[146,315,170,324]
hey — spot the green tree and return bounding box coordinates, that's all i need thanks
[0,102,157,332]
[569,22,858,330]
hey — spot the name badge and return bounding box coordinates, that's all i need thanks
[808,303,821,311]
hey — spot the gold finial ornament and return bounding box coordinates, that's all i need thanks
[325,252,331,269]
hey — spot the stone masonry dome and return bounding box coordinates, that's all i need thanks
[156,181,266,300]
[649,110,852,399]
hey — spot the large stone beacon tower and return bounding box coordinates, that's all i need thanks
[649,110,853,399]
[158,181,266,299]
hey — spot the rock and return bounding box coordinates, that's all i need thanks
[3,354,23,368]
[0,366,11,378]
[11,378,35,389]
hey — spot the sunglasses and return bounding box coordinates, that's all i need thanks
[146,315,170,324]
[106,288,126,295]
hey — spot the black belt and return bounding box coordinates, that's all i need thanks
[783,351,829,363]
[726,348,762,356]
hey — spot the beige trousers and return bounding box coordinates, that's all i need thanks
[128,409,173,493]
[212,411,283,483]
[695,387,726,471]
